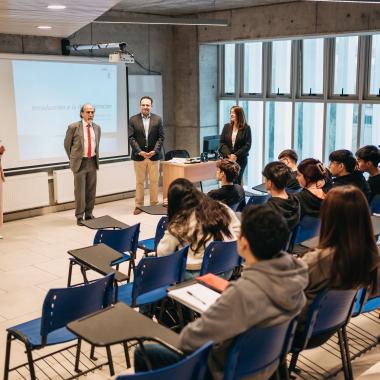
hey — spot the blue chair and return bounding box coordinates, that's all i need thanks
[200,241,241,277]
[115,342,212,380]
[246,193,270,206]
[138,216,168,256]
[117,246,189,308]
[287,215,320,252]
[370,194,380,214]
[3,274,115,380]
[288,288,357,380]
[223,319,294,380]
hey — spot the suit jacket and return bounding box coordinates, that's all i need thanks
[219,123,252,163]
[64,121,101,173]
[128,113,164,161]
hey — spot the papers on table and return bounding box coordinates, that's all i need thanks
[168,157,187,163]
[168,283,221,313]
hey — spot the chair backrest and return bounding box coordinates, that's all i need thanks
[132,246,189,303]
[246,194,270,206]
[298,288,357,350]
[370,194,380,214]
[154,216,169,251]
[94,223,140,254]
[293,216,320,245]
[165,149,190,161]
[115,342,213,380]
[223,319,292,380]
[200,241,241,276]
[40,274,114,345]
[353,287,380,315]
[235,197,246,212]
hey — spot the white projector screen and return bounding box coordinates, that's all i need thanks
[0,54,129,170]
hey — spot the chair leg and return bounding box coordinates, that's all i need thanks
[90,345,98,360]
[288,351,299,377]
[200,181,203,192]
[338,329,350,380]
[3,332,12,380]
[25,344,36,380]
[67,259,75,287]
[80,265,89,284]
[342,326,354,380]
[278,357,290,380]
[137,339,152,370]
[123,342,131,368]
[127,258,136,281]
[105,345,115,376]
[74,338,82,372]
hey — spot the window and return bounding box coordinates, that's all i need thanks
[265,102,292,163]
[325,103,358,155]
[369,34,380,96]
[333,36,358,95]
[219,100,236,132]
[294,103,324,160]
[243,42,262,94]
[360,104,380,146]
[302,38,324,95]
[239,101,264,185]
[271,40,292,95]
[223,44,236,94]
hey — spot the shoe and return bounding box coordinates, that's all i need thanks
[85,214,95,220]
[133,208,142,215]
[77,218,84,226]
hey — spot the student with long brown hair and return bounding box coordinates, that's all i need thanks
[157,178,240,278]
[300,186,379,322]
[219,106,252,184]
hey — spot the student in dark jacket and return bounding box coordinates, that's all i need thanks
[278,149,301,192]
[356,145,380,202]
[262,161,301,231]
[329,149,371,200]
[219,106,252,185]
[294,158,328,218]
[208,159,245,208]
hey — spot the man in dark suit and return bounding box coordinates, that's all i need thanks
[129,96,164,215]
[64,103,101,225]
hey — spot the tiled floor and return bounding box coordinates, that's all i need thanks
[0,195,379,379]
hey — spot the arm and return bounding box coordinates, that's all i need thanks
[234,126,252,158]
[149,117,165,158]
[64,125,74,158]
[156,230,180,257]
[128,118,142,155]
[219,124,232,158]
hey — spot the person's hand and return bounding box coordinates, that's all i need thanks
[229,154,237,162]
[0,145,5,155]
[147,151,156,159]
[139,151,149,159]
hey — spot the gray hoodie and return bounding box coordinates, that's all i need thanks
[179,252,309,380]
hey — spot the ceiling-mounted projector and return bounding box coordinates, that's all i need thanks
[109,42,134,63]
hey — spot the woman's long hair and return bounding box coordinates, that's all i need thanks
[231,106,248,130]
[318,186,378,292]
[167,178,233,254]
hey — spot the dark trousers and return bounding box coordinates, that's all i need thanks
[73,158,97,219]
[236,156,247,185]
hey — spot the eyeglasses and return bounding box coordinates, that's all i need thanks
[85,111,94,114]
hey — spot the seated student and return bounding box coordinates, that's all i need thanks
[295,158,328,218]
[356,145,380,202]
[263,161,301,231]
[278,149,301,191]
[299,186,379,329]
[329,149,371,200]
[135,205,309,380]
[157,178,240,279]
[208,159,245,208]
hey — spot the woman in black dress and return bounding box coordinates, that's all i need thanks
[219,106,252,185]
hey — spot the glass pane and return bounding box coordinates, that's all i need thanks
[326,103,358,156]
[369,35,380,95]
[361,104,380,146]
[243,42,262,94]
[219,100,237,132]
[333,36,358,95]
[294,103,324,160]
[302,38,324,95]
[224,44,235,94]
[265,102,293,163]
[271,40,291,94]
[239,101,264,186]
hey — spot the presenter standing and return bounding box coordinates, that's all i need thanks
[129,96,164,215]
[0,144,5,238]
[64,104,101,226]
[219,106,252,185]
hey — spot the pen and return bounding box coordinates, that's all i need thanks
[187,290,207,305]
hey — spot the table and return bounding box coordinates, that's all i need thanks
[300,215,380,249]
[137,205,167,215]
[67,302,181,375]
[82,215,129,229]
[161,160,217,199]
[252,183,267,193]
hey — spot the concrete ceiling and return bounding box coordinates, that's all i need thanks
[113,0,296,16]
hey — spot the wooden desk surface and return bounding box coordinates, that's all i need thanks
[67,302,181,351]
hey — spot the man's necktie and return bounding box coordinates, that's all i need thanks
[86,124,92,159]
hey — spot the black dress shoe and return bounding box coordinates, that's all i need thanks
[85,215,95,220]
[77,218,84,226]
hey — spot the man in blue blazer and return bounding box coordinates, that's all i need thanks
[128,96,164,214]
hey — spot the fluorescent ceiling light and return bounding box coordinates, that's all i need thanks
[47,5,67,9]
[37,25,52,29]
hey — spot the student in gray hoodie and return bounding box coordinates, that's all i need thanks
[134,205,309,380]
